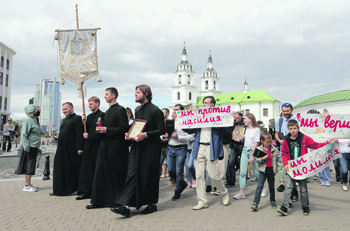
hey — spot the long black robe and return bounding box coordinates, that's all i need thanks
[77,109,105,197]
[115,101,165,209]
[90,103,129,206]
[53,113,84,196]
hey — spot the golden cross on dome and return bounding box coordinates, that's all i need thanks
[183,41,186,47]
[209,49,211,55]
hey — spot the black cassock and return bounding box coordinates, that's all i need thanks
[77,109,105,197]
[53,113,84,196]
[115,101,165,209]
[90,103,129,206]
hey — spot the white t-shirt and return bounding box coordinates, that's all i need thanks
[244,127,261,150]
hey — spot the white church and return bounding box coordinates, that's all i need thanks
[169,46,282,127]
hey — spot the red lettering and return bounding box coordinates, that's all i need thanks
[226,105,231,113]
[204,118,209,123]
[216,116,222,122]
[315,160,323,168]
[302,167,308,174]
[197,118,203,124]
[210,117,215,122]
[300,118,319,128]
[290,161,298,168]
[296,157,306,165]
[309,163,316,172]
[292,169,303,178]
[213,108,219,113]
[188,119,193,125]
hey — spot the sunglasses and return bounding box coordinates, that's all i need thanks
[282,103,291,107]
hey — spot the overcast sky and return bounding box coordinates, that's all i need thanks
[1,0,350,120]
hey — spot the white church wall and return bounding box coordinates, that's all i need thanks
[293,100,350,115]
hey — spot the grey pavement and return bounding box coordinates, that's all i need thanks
[0,156,349,230]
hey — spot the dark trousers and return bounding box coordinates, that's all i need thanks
[253,167,275,204]
[2,136,11,151]
[334,159,342,181]
[159,146,168,175]
[226,142,242,184]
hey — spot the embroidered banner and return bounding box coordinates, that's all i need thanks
[296,113,350,139]
[58,29,98,84]
[288,142,341,180]
[175,106,234,129]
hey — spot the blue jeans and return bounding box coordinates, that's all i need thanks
[227,142,242,185]
[167,146,187,195]
[186,150,196,183]
[318,165,331,183]
[339,154,350,184]
[239,147,259,189]
[333,159,342,181]
[253,167,275,204]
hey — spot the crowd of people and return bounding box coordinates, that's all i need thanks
[13,84,349,218]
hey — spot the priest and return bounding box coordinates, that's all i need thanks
[51,102,84,196]
[111,85,165,218]
[76,96,104,200]
[86,87,129,209]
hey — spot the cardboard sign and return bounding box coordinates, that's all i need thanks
[296,114,350,139]
[288,142,341,180]
[175,106,234,129]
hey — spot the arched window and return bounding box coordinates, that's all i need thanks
[245,109,250,115]
[187,65,189,70]
[263,108,268,117]
[213,81,216,90]
[6,59,9,70]
[189,92,192,100]
[0,57,4,67]
[187,75,190,84]
[205,80,208,90]
[206,72,209,77]
[178,75,182,84]
[177,92,180,100]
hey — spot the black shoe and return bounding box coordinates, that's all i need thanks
[225,183,236,188]
[85,204,105,209]
[110,206,130,218]
[172,194,181,201]
[76,194,90,200]
[277,206,288,216]
[206,186,212,193]
[302,207,310,215]
[141,204,157,214]
[277,184,285,192]
[179,181,187,194]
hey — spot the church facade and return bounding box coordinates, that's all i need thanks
[169,46,282,127]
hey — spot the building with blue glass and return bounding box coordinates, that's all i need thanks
[34,78,62,131]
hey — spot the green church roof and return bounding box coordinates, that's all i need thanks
[295,90,350,108]
[197,90,279,106]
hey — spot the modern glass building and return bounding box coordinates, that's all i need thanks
[34,78,62,130]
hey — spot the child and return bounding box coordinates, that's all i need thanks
[251,132,282,211]
[277,119,337,216]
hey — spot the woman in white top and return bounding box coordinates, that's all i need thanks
[233,113,261,199]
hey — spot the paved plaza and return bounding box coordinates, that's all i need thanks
[0,150,349,230]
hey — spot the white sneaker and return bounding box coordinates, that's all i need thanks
[23,185,38,192]
[233,191,246,199]
[247,173,251,179]
[325,183,331,187]
[210,187,220,196]
[321,182,326,186]
[261,187,268,197]
[29,184,39,190]
[296,182,299,186]
[343,185,348,191]
[313,175,318,180]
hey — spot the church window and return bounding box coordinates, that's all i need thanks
[186,65,189,70]
[245,109,250,115]
[206,72,208,77]
[213,81,216,90]
[177,92,180,100]
[189,92,192,100]
[263,108,268,117]
[179,75,182,84]
[0,56,3,67]
[187,75,190,84]
[205,80,208,90]
[6,59,9,70]
[213,72,216,77]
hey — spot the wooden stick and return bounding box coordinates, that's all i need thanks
[75,4,80,29]
[81,82,87,133]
